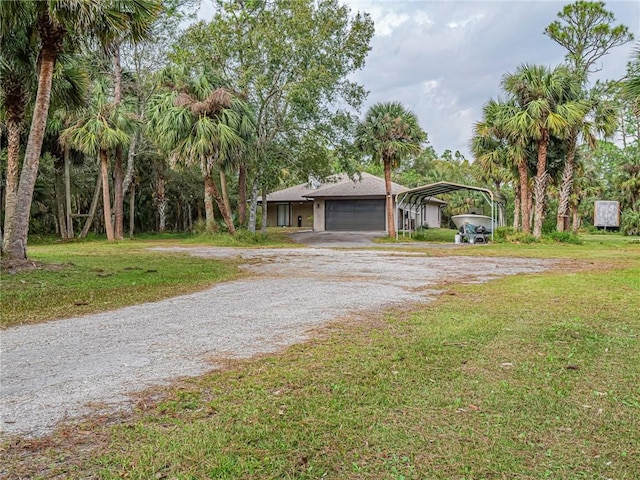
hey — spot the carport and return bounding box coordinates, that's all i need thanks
[396,181,506,241]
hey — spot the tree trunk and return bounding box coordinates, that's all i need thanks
[261,184,268,235]
[533,137,549,239]
[206,170,236,234]
[129,180,136,238]
[2,120,22,254]
[112,47,125,240]
[123,129,138,195]
[203,174,216,232]
[517,161,531,234]
[556,131,577,232]
[156,171,167,233]
[383,159,396,238]
[238,164,247,226]
[5,34,60,260]
[571,204,580,233]
[114,145,125,239]
[64,147,74,238]
[513,184,521,230]
[100,149,115,241]
[248,178,259,233]
[219,169,233,222]
[80,172,102,239]
[54,156,68,240]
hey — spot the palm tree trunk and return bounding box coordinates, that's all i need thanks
[2,119,22,253]
[203,173,216,233]
[513,184,521,230]
[156,171,166,233]
[4,38,59,260]
[112,46,124,240]
[238,164,247,227]
[114,145,125,240]
[261,185,268,235]
[80,173,102,239]
[129,180,136,238]
[571,204,580,233]
[207,171,236,234]
[100,149,115,241]
[54,156,68,239]
[556,132,577,232]
[533,137,549,238]
[248,178,259,233]
[64,147,74,238]
[219,169,233,222]
[383,159,396,238]
[517,162,531,234]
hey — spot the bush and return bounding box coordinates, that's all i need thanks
[491,227,538,244]
[621,210,640,236]
[544,231,583,245]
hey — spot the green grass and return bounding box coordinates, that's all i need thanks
[1,229,297,328]
[0,241,239,328]
[2,233,639,479]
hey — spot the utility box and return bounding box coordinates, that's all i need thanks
[594,201,620,229]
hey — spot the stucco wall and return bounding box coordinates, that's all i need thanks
[313,200,325,231]
[266,202,314,228]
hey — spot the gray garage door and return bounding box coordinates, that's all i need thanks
[325,199,385,231]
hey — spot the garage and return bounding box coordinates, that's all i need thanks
[325,199,385,231]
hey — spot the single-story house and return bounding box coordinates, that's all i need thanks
[263,172,446,232]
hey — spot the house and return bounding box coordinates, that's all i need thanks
[264,172,446,232]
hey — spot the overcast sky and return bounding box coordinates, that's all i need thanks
[198,1,640,159]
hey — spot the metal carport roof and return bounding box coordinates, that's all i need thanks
[396,181,506,240]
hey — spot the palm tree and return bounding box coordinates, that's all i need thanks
[147,70,253,234]
[0,11,37,254]
[556,86,617,232]
[60,80,137,241]
[0,0,159,261]
[472,98,531,232]
[356,102,425,237]
[502,64,588,238]
[623,44,640,111]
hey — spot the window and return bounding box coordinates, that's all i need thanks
[277,204,290,227]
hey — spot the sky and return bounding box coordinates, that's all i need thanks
[198,0,640,159]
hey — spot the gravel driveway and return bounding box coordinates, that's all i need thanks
[1,246,556,437]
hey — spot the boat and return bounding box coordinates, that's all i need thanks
[451,214,493,233]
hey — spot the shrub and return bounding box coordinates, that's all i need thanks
[621,210,640,236]
[491,227,538,244]
[545,231,583,245]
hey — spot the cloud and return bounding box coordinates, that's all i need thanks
[344,0,640,158]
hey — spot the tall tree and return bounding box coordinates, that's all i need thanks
[146,70,253,234]
[174,0,374,233]
[545,0,633,231]
[472,98,531,232]
[355,101,426,238]
[0,0,159,261]
[61,80,138,241]
[0,13,37,253]
[502,64,588,238]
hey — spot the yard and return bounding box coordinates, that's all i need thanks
[1,233,639,479]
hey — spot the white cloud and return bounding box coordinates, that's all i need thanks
[367,5,410,36]
[447,13,485,30]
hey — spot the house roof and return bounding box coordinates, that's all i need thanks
[304,172,407,198]
[265,172,447,204]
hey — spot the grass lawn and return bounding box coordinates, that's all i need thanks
[1,229,296,328]
[2,233,639,479]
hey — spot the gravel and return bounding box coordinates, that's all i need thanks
[1,246,556,437]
